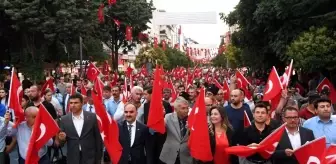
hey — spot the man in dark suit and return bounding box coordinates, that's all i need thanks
[143,87,172,164]
[56,94,103,164]
[118,103,153,164]
[272,106,315,164]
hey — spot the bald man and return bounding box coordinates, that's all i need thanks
[8,106,53,164]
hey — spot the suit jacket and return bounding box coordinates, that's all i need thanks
[193,127,239,164]
[160,113,192,164]
[272,127,315,164]
[62,94,70,114]
[58,111,103,164]
[118,120,153,164]
[143,100,173,125]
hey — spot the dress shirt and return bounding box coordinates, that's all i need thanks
[72,110,84,150]
[64,94,70,112]
[303,115,336,147]
[114,101,125,122]
[8,122,53,159]
[85,104,95,113]
[136,104,145,123]
[286,128,301,150]
[0,117,13,152]
[105,97,121,117]
[127,121,136,147]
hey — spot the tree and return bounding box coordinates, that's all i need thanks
[211,54,227,68]
[165,47,193,70]
[221,0,336,70]
[96,0,155,70]
[135,47,168,69]
[286,27,336,72]
[2,0,103,80]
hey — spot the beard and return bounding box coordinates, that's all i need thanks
[30,96,39,102]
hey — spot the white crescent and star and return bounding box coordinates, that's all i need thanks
[265,80,273,95]
[17,86,23,104]
[96,115,106,141]
[322,84,330,90]
[307,156,321,164]
[36,123,46,142]
[264,142,279,154]
[91,68,98,75]
[282,74,288,85]
[237,78,243,88]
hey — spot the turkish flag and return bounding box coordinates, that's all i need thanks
[227,124,286,159]
[223,80,230,101]
[140,65,148,76]
[113,19,121,27]
[40,78,55,97]
[94,78,104,102]
[243,110,251,128]
[162,40,166,50]
[225,146,258,157]
[8,68,24,127]
[263,67,282,101]
[188,88,213,161]
[92,90,122,164]
[147,66,165,134]
[154,37,158,48]
[325,144,336,164]
[236,71,252,100]
[213,79,223,90]
[110,72,118,87]
[80,83,87,96]
[280,59,293,89]
[294,137,326,164]
[25,104,60,164]
[102,61,110,75]
[258,123,286,159]
[125,26,132,41]
[87,63,100,81]
[317,77,336,103]
[108,0,116,5]
[295,83,305,95]
[126,66,133,77]
[98,4,104,23]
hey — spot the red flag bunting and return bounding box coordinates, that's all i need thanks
[98,4,104,23]
[125,26,132,41]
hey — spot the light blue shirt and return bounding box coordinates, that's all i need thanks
[104,98,121,117]
[0,117,13,152]
[303,115,336,147]
[8,121,53,159]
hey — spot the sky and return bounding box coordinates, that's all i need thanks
[153,0,240,46]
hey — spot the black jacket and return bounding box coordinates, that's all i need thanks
[271,127,315,164]
[143,100,173,125]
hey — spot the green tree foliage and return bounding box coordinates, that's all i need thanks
[286,27,336,72]
[165,47,193,70]
[211,44,242,68]
[221,0,336,70]
[135,47,168,69]
[97,0,155,70]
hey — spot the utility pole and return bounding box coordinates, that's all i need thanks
[79,36,83,77]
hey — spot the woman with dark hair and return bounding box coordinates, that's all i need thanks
[194,106,238,164]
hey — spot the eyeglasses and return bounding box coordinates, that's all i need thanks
[284,116,299,120]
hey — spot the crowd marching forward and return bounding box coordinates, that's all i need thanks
[0,65,336,164]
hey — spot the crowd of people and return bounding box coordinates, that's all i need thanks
[0,66,335,164]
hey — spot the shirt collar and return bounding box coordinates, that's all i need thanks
[72,110,84,119]
[127,121,136,127]
[317,116,333,123]
[285,127,299,134]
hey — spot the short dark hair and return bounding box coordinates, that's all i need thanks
[144,86,153,94]
[22,95,30,101]
[69,93,83,103]
[112,85,121,91]
[178,85,185,89]
[282,106,298,116]
[253,103,268,113]
[103,86,111,92]
[314,97,331,109]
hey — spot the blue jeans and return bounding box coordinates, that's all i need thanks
[19,154,50,164]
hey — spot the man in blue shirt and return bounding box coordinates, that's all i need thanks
[104,86,121,117]
[303,97,336,147]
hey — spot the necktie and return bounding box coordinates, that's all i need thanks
[180,120,186,139]
[89,105,92,112]
[128,124,133,161]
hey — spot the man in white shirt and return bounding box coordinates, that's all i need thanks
[82,90,95,113]
[114,86,144,123]
[56,94,102,164]
[272,106,315,164]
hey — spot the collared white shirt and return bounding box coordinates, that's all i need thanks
[72,110,84,150]
[286,127,301,150]
[127,121,136,147]
[85,104,95,113]
[64,94,70,113]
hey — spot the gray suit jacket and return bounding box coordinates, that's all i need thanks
[160,113,192,164]
[58,111,103,164]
